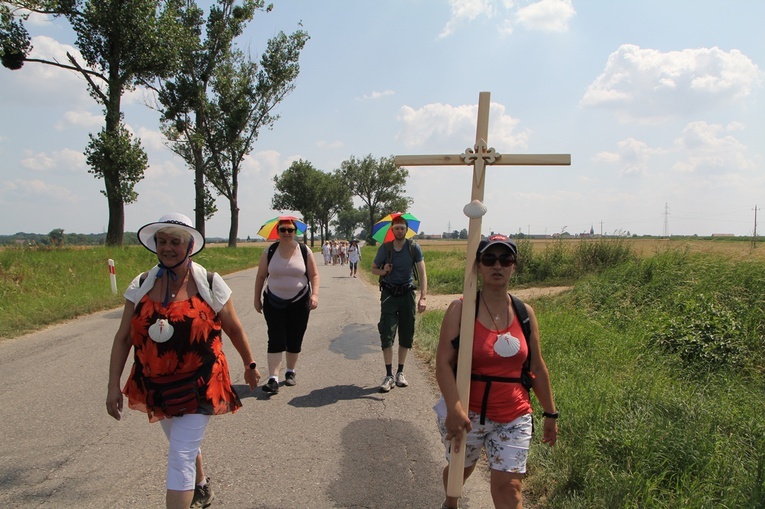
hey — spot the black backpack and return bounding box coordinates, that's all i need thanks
[451,291,533,425]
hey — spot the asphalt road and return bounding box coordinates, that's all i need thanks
[0,253,494,508]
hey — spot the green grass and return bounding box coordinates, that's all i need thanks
[6,241,765,507]
[0,245,266,338]
[414,248,765,508]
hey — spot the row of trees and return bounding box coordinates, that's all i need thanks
[1,0,308,247]
[272,154,412,246]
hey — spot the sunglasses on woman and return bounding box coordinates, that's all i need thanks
[279,227,296,233]
[480,253,515,267]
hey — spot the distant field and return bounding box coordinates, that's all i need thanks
[414,237,765,260]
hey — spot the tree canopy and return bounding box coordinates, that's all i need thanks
[338,154,412,244]
[1,0,189,246]
[272,159,351,244]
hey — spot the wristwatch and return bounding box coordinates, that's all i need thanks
[542,411,559,419]
[249,362,257,370]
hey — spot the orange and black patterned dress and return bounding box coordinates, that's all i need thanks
[123,293,242,423]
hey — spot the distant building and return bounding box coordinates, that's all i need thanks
[711,233,735,237]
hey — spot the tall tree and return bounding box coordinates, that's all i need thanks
[203,27,308,247]
[333,206,366,240]
[312,170,351,243]
[339,154,412,244]
[272,160,350,245]
[158,0,263,237]
[1,1,188,246]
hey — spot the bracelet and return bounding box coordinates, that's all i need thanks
[542,411,559,419]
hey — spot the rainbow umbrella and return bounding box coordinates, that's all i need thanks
[257,215,307,240]
[372,212,420,243]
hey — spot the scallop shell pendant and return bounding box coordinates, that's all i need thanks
[148,318,174,343]
[494,332,521,357]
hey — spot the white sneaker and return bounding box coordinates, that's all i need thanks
[395,371,408,387]
[379,375,395,393]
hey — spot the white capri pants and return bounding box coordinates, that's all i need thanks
[159,414,211,491]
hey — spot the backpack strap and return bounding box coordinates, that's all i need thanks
[268,242,309,280]
[380,239,419,285]
[451,290,535,425]
[409,240,420,283]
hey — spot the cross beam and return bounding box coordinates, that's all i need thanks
[394,92,570,498]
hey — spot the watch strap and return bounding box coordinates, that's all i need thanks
[542,411,559,419]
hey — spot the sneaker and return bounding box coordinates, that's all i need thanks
[191,477,214,508]
[284,371,296,386]
[379,375,395,393]
[395,371,408,387]
[262,378,279,394]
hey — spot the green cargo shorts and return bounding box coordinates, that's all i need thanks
[377,287,416,349]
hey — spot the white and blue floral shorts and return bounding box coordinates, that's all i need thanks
[434,397,532,473]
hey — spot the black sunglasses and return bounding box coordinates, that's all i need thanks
[279,227,296,233]
[480,253,515,267]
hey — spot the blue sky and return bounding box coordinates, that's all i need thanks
[1,0,763,238]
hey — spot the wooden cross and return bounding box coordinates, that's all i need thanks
[394,91,570,498]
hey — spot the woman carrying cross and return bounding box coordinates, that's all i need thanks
[433,234,558,509]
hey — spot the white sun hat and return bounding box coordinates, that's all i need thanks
[137,213,205,256]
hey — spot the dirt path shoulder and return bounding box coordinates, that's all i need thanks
[425,286,573,311]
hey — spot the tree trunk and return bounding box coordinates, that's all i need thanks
[104,71,124,247]
[227,198,238,248]
[105,185,124,246]
[193,109,206,237]
[194,155,206,237]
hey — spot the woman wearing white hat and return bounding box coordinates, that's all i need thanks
[106,213,261,509]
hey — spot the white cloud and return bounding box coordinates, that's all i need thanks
[242,149,285,178]
[515,0,575,32]
[136,126,169,153]
[54,110,103,130]
[360,90,395,100]
[581,45,763,122]
[440,0,573,37]
[0,35,91,107]
[439,0,496,38]
[593,137,664,176]
[671,121,753,174]
[19,148,86,172]
[396,101,529,151]
[0,178,82,204]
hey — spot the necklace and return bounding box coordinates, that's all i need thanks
[166,269,190,301]
[481,291,521,357]
[481,291,508,327]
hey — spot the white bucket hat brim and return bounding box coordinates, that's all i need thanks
[137,213,205,256]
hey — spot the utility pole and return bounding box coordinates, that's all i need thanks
[663,203,670,238]
[753,206,759,249]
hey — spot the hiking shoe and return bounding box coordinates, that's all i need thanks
[262,378,279,394]
[379,375,395,393]
[191,477,214,508]
[284,371,296,386]
[395,371,409,387]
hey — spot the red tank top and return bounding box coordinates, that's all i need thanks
[469,315,532,423]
